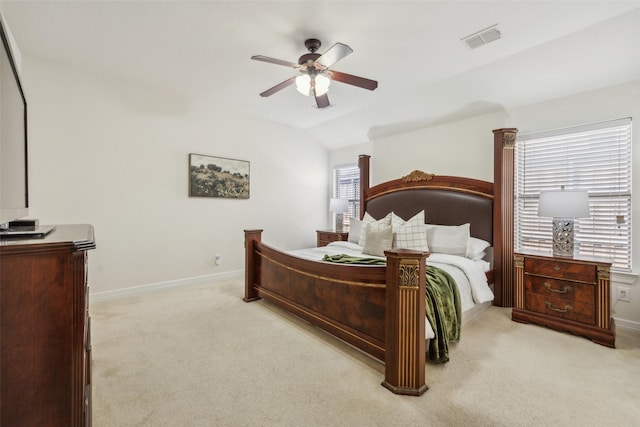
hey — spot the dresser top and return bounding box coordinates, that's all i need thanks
[0,224,95,251]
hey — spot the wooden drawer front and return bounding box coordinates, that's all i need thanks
[317,232,347,247]
[526,294,595,325]
[526,276,594,305]
[525,258,595,283]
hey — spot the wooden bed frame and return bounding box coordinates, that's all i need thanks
[244,129,517,395]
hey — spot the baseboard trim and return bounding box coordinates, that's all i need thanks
[90,270,243,304]
[90,271,640,335]
[613,317,640,334]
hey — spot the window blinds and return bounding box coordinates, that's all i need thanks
[333,164,360,228]
[515,118,632,271]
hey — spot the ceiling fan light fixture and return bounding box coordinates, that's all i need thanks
[295,73,331,97]
[296,74,311,96]
[314,73,331,96]
[252,38,376,107]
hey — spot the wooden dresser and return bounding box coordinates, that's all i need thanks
[1,225,96,426]
[512,250,615,347]
[316,229,349,247]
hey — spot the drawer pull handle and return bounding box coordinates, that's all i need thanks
[553,265,561,271]
[544,301,572,313]
[543,282,572,294]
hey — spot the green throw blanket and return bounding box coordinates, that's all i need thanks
[322,254,461,363]
[321,254,387,265]
[425,265,461,363]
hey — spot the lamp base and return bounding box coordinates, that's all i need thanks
[335,213,344,233]
[552,218,575,257]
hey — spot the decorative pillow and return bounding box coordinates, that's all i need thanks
[359,212,392,248]
[467,237,491,259]
[425,223,470,256]
[390,210,427,251]
[393,223,428,251]
[391,212,407,228]
[392,210,425,227]
[362,224,393,257]
[348,218,362,244]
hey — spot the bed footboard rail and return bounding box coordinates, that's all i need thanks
[243,229,428,396]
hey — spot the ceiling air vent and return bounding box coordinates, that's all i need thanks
[461,25,501,49]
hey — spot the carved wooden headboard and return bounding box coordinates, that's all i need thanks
[362,169,494,244]
[357,130,517,308]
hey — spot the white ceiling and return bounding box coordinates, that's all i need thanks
[2,1,640,150]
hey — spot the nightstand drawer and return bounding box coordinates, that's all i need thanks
[513,251,614,347]
[526,294,595,325]
[316,230,348,247]
[525,258,595,283]
[526,276,594,305]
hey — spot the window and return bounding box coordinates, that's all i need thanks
[333,164,360,229]
[515,118,632,271]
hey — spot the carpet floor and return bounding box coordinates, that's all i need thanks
[90,278,640,426]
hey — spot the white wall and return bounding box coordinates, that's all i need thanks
[328,142,372,172]
[372,111,510,184]
[22,56,328,295]
[367,79,640,328]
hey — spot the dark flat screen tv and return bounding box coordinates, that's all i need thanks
[0,16,28,226]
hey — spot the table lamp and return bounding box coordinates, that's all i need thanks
[537,188,590,257]
[329,198,349,232]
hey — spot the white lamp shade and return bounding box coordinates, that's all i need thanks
[538,190,590,218]
[329,198,349,213]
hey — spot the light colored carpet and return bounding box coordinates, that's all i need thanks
[91,278,640,426]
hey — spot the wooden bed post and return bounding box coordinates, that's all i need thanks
[492,128,518,307]
[382,249,429,396]
[359,154,371,220]
[243,229,263,302]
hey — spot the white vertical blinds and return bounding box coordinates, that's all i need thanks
[515,118,632,271]
[333,164,360,228]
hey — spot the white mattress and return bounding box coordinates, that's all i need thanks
[288,241,494,339]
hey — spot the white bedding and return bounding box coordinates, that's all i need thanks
[288,241,494,340]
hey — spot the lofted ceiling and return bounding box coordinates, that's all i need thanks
[2,1,640,150]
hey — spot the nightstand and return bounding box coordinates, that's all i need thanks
[316,229,349,247]
[512,251,615,347]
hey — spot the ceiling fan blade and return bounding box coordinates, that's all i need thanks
[259,76,296,97]
[251,55,299,68]
[330,70,378,91]
[315,43,353,68]
[314,92,330,109]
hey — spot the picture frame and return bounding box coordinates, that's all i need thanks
[189,154,250,199]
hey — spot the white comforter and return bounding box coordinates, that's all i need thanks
[289,241,494,339]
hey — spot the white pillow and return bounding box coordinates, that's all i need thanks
[348,218,362,244]
[467,237,491,259]
[362,224,393,257]
[393,223,428,251]
[425,223,470,256]
[359,212,392,247]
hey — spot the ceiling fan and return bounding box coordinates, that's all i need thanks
[251,38,378,109]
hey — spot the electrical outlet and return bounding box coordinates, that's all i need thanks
[215,254,221,266]
[617,286,631,302]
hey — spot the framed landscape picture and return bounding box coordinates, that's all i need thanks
[189,154,250,199]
